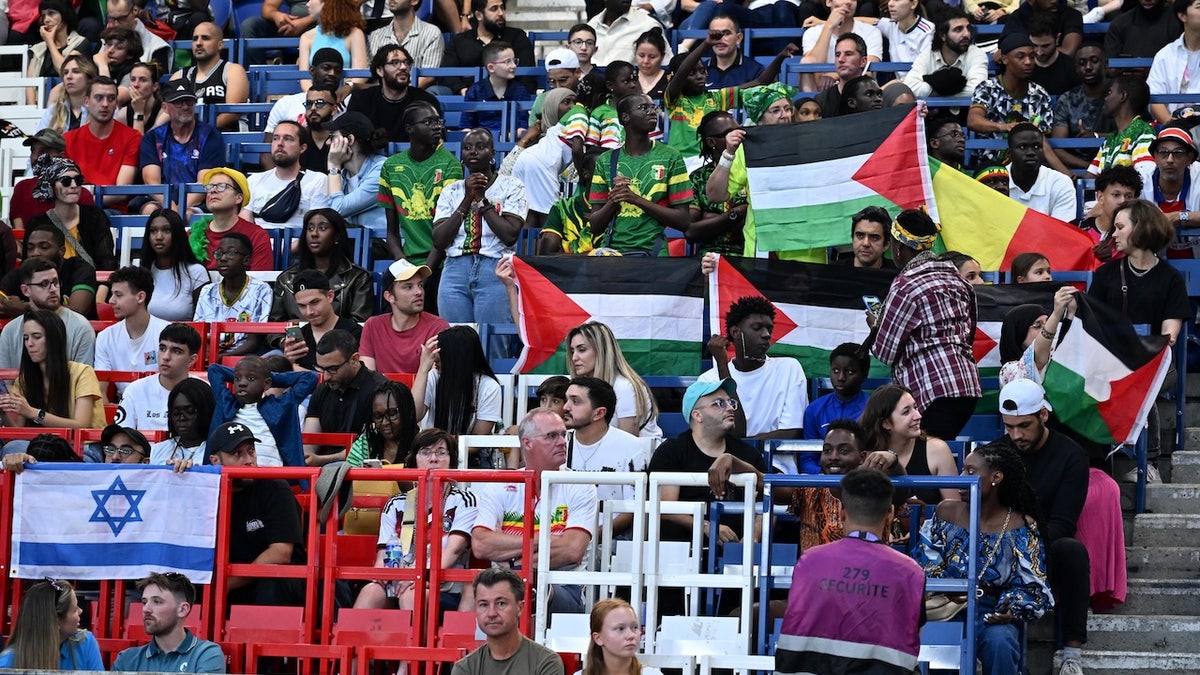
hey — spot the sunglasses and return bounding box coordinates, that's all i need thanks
[57,175,84,187]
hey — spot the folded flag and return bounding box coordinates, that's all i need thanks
[511,256,706,375]
[11,464,221,582]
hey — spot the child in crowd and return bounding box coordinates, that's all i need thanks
[537,153,597,254]
[1010,252,1053,283]
[192,232,272,357]
[589,61,644,150]
[461,40,532,141]
[208,355,317,467]
[801,343,869,473]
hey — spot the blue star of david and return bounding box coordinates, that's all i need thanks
[89,476,147,535]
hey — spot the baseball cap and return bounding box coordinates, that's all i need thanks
[545,47,580,71]
[1148,125,1198,157]
[22,128,65,150]
[388,258,432,282]
[162,80,197,102]
[682,377,737,417]
[998,32,1034,54]
[294,269,331,292]
[100,424,151,456]
[201,167,251,201]
[312,47,344,68]
[998,379,1051,416]
[208,421,261,456]
[324,111,375,141]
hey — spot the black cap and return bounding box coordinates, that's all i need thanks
[998,32,1034,54]
[312,47,344,67]
[162,80,197,102]
[208,422,260,456]
[324,111,375,142]
[293,269,330,293]
[100,424,151,456]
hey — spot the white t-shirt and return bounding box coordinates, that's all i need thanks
[149,264,210,321]
[433,175,528,259]
[511,124,573,215]
[698,356,808,437]
[801,24,884,62]
[149,438,207,465]
[613,375,662,439]
[235,405,282,466]
[115,373,177,432]
[420,370,504,431]
[568,426,645,503]
[875,17,933,75]
[473,475,597,572]
[265,92,307,132]
[246,168,331,230]
[94,315,170,398]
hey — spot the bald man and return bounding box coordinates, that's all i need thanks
[170,22,250,131]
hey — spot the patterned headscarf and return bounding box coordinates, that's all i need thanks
[541,87,577,129]
[32,156,83,202]
[742,83,798,126]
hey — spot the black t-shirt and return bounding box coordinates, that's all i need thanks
[228,478,306,565]
[1088,257,1192,331]
[814,84,842,119]
[296,317,363,371]
[345,85,443,143]
[307,365,389,436]
[0,257,98,304]
[1012,428,1088,543]
[299,135,332,173]
[1032,55,1080,96]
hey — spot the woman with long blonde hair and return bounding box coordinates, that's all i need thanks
[39,53,97,133]
[582,599,663,675]
[0,578,103,670]
[566,321,661,438]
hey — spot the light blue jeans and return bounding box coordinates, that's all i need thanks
[437,254,515,354]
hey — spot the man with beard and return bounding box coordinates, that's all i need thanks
[367,0,444,88]
[442,0,535,93]
[1052,41,1112,171]
[904,8,988,99]
[998,379,1090,675]
[1002,0,1084,57]
[0,256,95,367]
[1007,123,1077,220]
[927,116,966,171]
[137,80,225,215]
[112,573,225,672]
[172,22,250,132]
[242,120,331,231]
[349,45,442,143]
[1137,125,1200,256]
[265,48,346,134]
[1029,13,1080,95]
[1088,76,1154,174]
[1105,0,1182,58]
[299,86,337,172]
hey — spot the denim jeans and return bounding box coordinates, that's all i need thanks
[974,594,1022,675]
[437,254,514,355]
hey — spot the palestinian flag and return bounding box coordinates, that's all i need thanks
[511,256,706,376]
[742,105,934,252]
[931,158,1098,272]
[973,282,1059,375]
[1043,293,1172,446]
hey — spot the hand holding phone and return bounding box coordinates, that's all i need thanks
[862,295,883,317]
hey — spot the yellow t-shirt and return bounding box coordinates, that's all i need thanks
[13,361,105,428]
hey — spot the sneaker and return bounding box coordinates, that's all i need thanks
[1059,657,1085,675]
[1053,649,1063,671]
[1082,6,1106,21]
[1120,464,1163,484]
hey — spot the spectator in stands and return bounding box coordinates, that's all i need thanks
[348,44,442,144]
[807,33,869,119]
[649,378,767,545]
[567,322,661,438]
[1137,126,1200,251]
[785,420,873,547]
[0,579,103,670]
[1105,0,1182,58]
[940,250,985,285]
[116,62,165,134]
[276,268,366,371]
[324,112,390,237]
[137,209,207,321]
[452,567,565,675]
[1148,0,1200,123]
[242,121,331,231]
[100,423,152,464]
[871,208,981,441]
[915,439,1053,675]
[998,289,1073,387]
[24,158,116,273]
[588,0,669,67]
[94,26,142,92]
[1051,41,1111,172]
[837,75,883,115]
[698,294,807,439]
[95,266,168,399]
[1002,0,1084,56]
[1077,167,1137,262]
[302,330,390,463]
[704,15,763,89]
[840,205,895,268]
[299,86,339,173]
[800,0,882,91]
[367,0,445,88]
[0,308,104,429]
[994,380,1090,675]
[148,377,214,465]
[171,22,250,132]
[968,32,1069,173]
[860,383,961,503]
[0,226,92,320]
[441,0,535,94]
[633,27,668,98]
[966,0,1019,24]
[1088,76,1154,175]
[40,53,96,135]
[119,322,200,432]
[903,7,987,100]
[567,23,599,77]
[272,211,374,323]
[802,342,869,444]
[536,153,598,254]
[589,94,692,253]
[584,599,661,675]
[345,379,417,465]
[209,356,318,467]
[869,0,932,75]
[413,325,503,459]
[1007,123,1077,221]
[240,0,316,63]
[680,0,799,54]
[64,77,139,212]
[197,168,274,272]
[461,41,531,139]
[1,433,81,470]
[1028,13,1080,95]
[0,240,97,350]
[137,80,225,216]
[686,111,747,255]
[381,102,463,273]
[1010,251,1054,282]
[298,0,369,94]
[977,165,1011,194]
[208,420,308,605]
[193,232,273,357]
[9,130,96,232]
[106,0,171,73]
[25,0,88,83]
[264,49,346,145]
[360,259,451,373]
[472,408,598,614]
[562,376,645,536]
[776,468,923,675]
[112,572,225,673]
[514,88,580,230]
[354,427,477,609]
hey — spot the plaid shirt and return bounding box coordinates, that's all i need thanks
[872,256,982,408]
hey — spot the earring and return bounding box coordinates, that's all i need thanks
[991,482,996,487]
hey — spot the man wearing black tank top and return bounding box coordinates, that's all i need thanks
[172,22,249,132]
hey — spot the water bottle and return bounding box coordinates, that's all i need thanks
[384,536,403,598]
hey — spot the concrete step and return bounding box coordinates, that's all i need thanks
[1085,615,1200,653]
[1126,546,1200,578]
[1081,649,1200,674]
[1109,578,1200,616]
[1131,513,1200,547]
[1173,450,1200,483]
[1144,482,1200,514]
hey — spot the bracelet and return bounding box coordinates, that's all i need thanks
[885,449,898,459]
[718,152,735,170]
[454,207,469,218]
[1040,327,1055,340]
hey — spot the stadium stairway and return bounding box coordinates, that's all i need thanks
[1027,379,1200,675]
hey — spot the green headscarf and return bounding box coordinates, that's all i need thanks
[742,83,799,126]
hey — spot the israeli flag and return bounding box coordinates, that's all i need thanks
[10,464,221,582]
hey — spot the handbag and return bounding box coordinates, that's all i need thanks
[258,171,306,223]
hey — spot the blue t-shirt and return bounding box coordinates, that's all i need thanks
[461,78,532,138]
[0,630,104,671]
[799,391,869,473]
[138,121,226,187]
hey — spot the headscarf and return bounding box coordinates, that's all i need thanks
[999,304,1047,364]
[891,207,940,252]
[882,82,915,107]
[541,87,576,129]
[32,156,82,202]
[743,83,798,126]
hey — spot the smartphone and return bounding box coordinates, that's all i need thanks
[862,295,883,317]
[0,379,8,396]
[363,459,384,469]
[285,326,303,341]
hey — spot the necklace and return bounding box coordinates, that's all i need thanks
[976,507,1012,598]
[1127,257,1156,278]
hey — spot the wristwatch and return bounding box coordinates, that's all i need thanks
[134,114,145,121]
[727,210,740,222]
[1181,211,1190,222]
[34,409,46,425]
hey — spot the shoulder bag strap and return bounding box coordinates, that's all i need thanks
[602,149,620,250]
[45,210,95,268]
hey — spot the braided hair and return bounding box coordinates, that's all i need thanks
[970,439,1042,524]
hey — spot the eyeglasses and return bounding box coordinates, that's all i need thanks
[534,430,569,441]
[314,359,348,375]
[103,444,145,457]
[107,11,132,22]
[709,398,739,411]
[212,248,246,259]
[411,115,443,127]
[938,129,965,139]
[386,58,413,68]
[568,38,596,47]
[1156,148,1191,159]
[29,278,60,289]
[417,447,451,458]
[205,182,238,194]
[303,99,333,109]
[489,57,519,66]
[170,405,197,419]
[56,175,83,187]
[371,407,400,422]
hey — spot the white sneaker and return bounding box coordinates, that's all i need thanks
[1121,464,1163,484]
[1059,657,1085,675]
[1083,6,1106,21]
